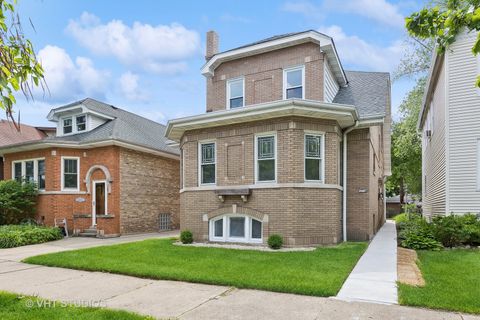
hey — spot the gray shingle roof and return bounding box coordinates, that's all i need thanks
[333,71,390,119]
[46,98,179,155]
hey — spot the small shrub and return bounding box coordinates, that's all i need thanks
[0,180,38,225]
[180,230,193,244]
[399,219,442,251]
[394,212,422,224]
[0,225,63,248]
[268,234,283,250]
[432,214,480,247]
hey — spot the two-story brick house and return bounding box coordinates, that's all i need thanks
[0,98,180,237]
[166,30,391,246]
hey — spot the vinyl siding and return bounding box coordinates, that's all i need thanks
[422,62,446,218]
[324,60,339,103]
[447,31,480,214]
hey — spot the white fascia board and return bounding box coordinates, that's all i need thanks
[418,48,442,130]
[202,31,347,85]
[47,103,115,122]
[166,99,358,142]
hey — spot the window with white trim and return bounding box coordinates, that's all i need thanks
[256,134,276,182]
[227,78,244,109]
[63,117,73,134]
[12,159,46,190]
[284,66,304,99]
[199,142,216,185]
[209,215,262,243]
[304,133,324,181]
[62,157,79,190]
[76,115,86,132]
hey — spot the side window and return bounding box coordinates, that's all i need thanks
[256,134,276,182]
[284,66,304,99]
[199,142,216,185]
[227,78,244,109]
[304,134,324,181]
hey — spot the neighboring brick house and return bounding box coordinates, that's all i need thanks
[0,98,180,237]
[167,30,391,245]
[0,120,54,180]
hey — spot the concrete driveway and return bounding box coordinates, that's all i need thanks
[0,232,478,320]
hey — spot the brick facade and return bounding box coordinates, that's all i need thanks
[3,146,180,236]
[206,42,325,112]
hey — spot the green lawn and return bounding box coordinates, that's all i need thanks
[24,239,367,297]
[399,249,480,314]
[0,291,151,320]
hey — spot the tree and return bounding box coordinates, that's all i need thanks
[406,0,480,86]
[0,0,45,129]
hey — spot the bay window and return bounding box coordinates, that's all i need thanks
[210,215,263,243]
[199,142,216,185]
[305,133,324,182]
[256,134,276,182]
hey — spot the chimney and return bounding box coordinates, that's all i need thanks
[205,30,219,60]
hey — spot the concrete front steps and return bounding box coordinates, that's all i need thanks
[78,227,97,238]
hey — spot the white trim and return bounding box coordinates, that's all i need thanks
[226,77,245,110]
[477,138,480,192]
[304,131,325,183]
[11,157,46,190]
[61,156,80,192]
[198,140,217,186]
[445,52,451,214]
[92,180,108,226]
[208,214,263,244]
[61,114,88,136]
[255,132,277,184]
[283,65,305,100]
[39,191,87,195]
[180,182,343,193]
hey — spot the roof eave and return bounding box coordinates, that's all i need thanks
[418,48,443,130]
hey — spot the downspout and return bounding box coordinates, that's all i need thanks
[342,121,359,242]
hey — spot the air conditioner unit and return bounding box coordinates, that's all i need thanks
[425,130,432,138]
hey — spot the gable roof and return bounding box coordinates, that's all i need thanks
[202,30,348,86]
[0,98,179,158]
[0,120,48,147]
[333,71,391,119]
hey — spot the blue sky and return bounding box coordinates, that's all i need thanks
[11,0,426,126]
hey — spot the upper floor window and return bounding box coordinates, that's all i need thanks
[304,133,324,182]
[12,158,46,190]
[62,157,80,191]
[256,134,276,182]
[284,66,304,99]
[199,142,216,185]
[227,78,244,109]
[63,118,73,134]
[76,115,86,132]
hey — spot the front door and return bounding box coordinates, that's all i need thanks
[92,181,106,226]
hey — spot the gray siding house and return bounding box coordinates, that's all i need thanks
[419,31,480,218]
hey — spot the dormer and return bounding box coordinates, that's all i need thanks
[47,99,115,137]
[202,30,348,113]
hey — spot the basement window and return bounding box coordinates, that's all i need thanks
[209,215,262,243]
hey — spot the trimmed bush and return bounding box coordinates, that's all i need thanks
[431,214,480,247]
[268,234,283,250]
[399,220,442,251]
[0,180,38,225]
[0,225,63,248]
[180,230,193,244]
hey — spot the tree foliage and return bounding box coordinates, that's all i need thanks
[0,179,38,225]
[406,0,480,86]
[0,0,45,129]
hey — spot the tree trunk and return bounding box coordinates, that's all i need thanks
[399,177,405,204]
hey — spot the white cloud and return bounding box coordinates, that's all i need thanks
[324,0,405,28]
[66,12,201,74]
[36,45,110,101]
[319,25,405,72]
[118,72,148,102]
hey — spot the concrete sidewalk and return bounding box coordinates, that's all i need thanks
[337,220,398,304]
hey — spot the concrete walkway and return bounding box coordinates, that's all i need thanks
[337,220,398,304]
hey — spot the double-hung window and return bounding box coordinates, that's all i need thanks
[12,159,46,190]
[256,134,276,182]
[199,142,216,185]
[62,157,79,191]
[63,118,73,134]
[284,66,304,99]
[227,78,244,109]
[76,115,86,132]
[305,133,324,182]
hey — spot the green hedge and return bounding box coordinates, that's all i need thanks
[0,225,63,248]
[0,180,38,225]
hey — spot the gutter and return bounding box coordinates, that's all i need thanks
[342,120,359,242]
